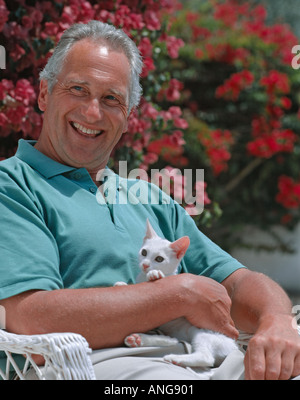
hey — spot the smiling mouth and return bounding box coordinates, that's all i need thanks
[70,121,104,138]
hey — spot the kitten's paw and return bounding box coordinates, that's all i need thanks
[164,354,185,367]
[124,334,142,347]
[147,270,165,281]
[114,281,127,286]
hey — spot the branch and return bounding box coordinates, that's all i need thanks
[225,157,263,193]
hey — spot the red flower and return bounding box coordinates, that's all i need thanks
[160,34,184,59]
[199,129,234,175]
[141,57,155,78]
[0,112,8,127]
[216,70,254,101]
[147,130,185,163]
[113,5,144,32]
[192,26,211,41]
[14,79,36,106]
[260,70,290,95]
[214,1,246,27]
[0,0,10,32]
[168,106,188,129]
[40,22,59,40]
[0,79,12,101]
[144,10,161,31]
[164,79,184,101]
[138,37,153,58]
[276,176,300,209]
[280,97,292,110]
[247,129,297,158]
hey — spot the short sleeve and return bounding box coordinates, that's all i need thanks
[171,201,246,282]
[0,182,63,300]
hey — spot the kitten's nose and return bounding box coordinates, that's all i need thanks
[143,264,149,272]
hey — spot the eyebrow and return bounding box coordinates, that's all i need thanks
[63,79,90,86]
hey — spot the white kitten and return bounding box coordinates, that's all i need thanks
[124,219,238,377]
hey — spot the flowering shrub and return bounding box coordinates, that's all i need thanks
[2,0,300,251]
[0,0,187,161]
[0,0,213,227]
[169,0,300,249]
[0,0,205,205]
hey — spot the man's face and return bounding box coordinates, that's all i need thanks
[37,39,131,173]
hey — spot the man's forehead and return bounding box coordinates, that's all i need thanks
[98,46,109,56]
[68,38,123,59]
[64,40,130,76]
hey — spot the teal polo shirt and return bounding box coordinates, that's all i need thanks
[0,139,245,301]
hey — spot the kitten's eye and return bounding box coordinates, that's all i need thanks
[155,256,164,263]
[141,249,147,256]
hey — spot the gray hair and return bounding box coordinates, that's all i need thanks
[39,20,143,112]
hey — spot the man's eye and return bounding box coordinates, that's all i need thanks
[104,95,121,105]
[70,86,86,95]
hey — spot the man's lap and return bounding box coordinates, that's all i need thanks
[90,342,245,380]
[25,336,300,380]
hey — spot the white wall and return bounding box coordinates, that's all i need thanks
[232,224,300,293]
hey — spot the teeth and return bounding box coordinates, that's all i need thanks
[72,122,102,135]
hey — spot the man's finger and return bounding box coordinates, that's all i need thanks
[264,348,282,380]
[292,353,300,379]
[244,338,265,380]
[278,350,294,380]
[227,320,239,340]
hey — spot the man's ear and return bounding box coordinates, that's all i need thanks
[122,107,135,134]
[38,80,49,112]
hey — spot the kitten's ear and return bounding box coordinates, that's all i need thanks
[170,236,190,259]
[144,219,158,240]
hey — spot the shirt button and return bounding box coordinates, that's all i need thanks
[89,186,96,194]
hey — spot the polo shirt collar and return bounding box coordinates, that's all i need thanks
[15,139,77,178]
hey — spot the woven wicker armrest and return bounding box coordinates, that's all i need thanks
[0,329,95,380]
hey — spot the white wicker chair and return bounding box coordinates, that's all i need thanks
[0,329,96,380]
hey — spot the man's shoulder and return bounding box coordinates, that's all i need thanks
[0,155,35,191]
[0,155,21,179]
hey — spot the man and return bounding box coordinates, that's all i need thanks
[0,21,299,380]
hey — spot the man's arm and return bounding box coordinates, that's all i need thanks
[0,273,238,351]
[222,268,300,380]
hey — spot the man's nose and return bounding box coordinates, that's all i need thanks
[82,98,103,121]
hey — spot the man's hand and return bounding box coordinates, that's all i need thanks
[244,314,300,380]
[222,268,300,380]
[178,273,239,339]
